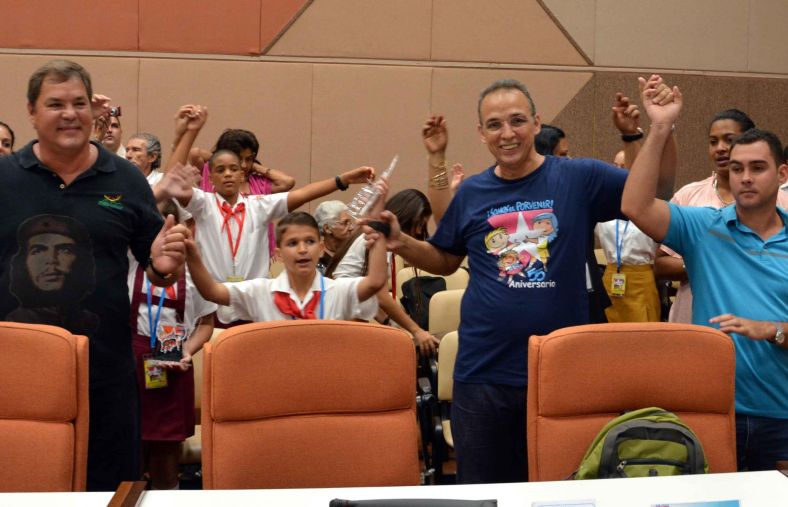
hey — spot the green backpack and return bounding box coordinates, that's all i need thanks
[574,407,709,479]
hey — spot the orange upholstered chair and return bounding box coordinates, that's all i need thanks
[201,321,420,489]
[527,323,737,482]
[0,323,89,491]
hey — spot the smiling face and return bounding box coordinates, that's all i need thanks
[729,140,788,211]
[209,152,244,201]
[28,76,93,156]
[478,89,541,174]
[708,119,745,173]
[276,224,324,279]
[25,233,77,291]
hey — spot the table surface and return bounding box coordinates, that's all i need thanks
[1,470,786,507]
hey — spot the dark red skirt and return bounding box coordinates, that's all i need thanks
[132,333,195,441]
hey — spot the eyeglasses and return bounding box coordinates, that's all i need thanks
[333,220,353,230]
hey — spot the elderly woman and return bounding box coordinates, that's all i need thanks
[313,200,353,273]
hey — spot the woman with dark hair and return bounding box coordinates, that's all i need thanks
[328,189,441,355]
[656,109,788,323]
[190,128,295,195]
[0,121,14,156]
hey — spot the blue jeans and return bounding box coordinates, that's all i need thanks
[451,380,527,484]
[736,413,788,471]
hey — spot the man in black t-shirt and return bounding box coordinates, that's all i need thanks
[0,59,188,491]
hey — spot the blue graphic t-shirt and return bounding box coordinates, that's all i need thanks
[428,156,628,386]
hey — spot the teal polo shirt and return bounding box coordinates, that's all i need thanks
[664,203,788,419]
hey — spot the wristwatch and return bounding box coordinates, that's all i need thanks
[770,322,785,346]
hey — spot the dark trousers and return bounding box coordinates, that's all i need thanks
[451,380,528,484]
[736,413,788,471]
[86,372,142,491]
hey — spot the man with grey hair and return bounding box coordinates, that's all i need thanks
[380,77,676,483]
[126,132,163,185]
[0,58,188,491]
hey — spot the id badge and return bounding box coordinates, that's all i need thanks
[226,275,244,282]
[610,272,627,297]
[156,323,187,362]
[143,354,168,389]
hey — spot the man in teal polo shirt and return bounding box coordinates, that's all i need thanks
[621,75,788,471]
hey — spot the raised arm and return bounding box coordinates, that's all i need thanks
[184,233,230,306]
[621,75,682,242]
[367,209,463,275]
[286,166,374,211]
[423,114,452,224]
[164,105,207,173]
[613,88,677,200]
[252,163,296,193]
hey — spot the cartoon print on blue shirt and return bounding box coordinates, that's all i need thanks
[485,208,558,284]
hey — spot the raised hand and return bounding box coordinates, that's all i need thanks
[612,92,641,135]
[185,105,208,131]
[91,93,112,120]
[149,215,189,278]
[450,162,465,193]
[157,163,198,202]
[422,114,448,154]
[174,105,197,139]
[639,74,682,127]
[340,166,376,185]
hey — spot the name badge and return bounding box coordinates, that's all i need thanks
[143,354,168,389]
[610,272,627,297]
[226,275,244,283]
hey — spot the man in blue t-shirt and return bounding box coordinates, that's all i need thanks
[379,78,675,484]
[622,77,788,471]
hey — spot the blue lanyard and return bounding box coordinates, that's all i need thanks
[319,272,325,320]
[615,219,629,273]
[146,279,167,350]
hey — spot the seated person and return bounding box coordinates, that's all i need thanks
[328,189,441,356]
[313,200,353,273]
[185,209,389,322]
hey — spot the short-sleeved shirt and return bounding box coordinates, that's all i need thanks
[185,188,288,322]
[664,203,788,419]
[223,270,378,322]
[429,156,628,386]
[0,141,163,385]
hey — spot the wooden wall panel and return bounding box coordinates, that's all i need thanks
[269,0,431,60]
[541,0,596,63]
[432,0,588,65]
[310,64,431,210]
[139,0,261,55]
[748,0,788,74]
[137,59,312,192]
[0,1,138,51]
[595,0,748,72]
[260,0,311,52]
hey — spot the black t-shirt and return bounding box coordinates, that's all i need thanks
[0,141,163,385]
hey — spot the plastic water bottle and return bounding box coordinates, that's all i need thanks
[347,154,398,221]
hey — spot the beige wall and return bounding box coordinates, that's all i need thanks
[1,0,787,208]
